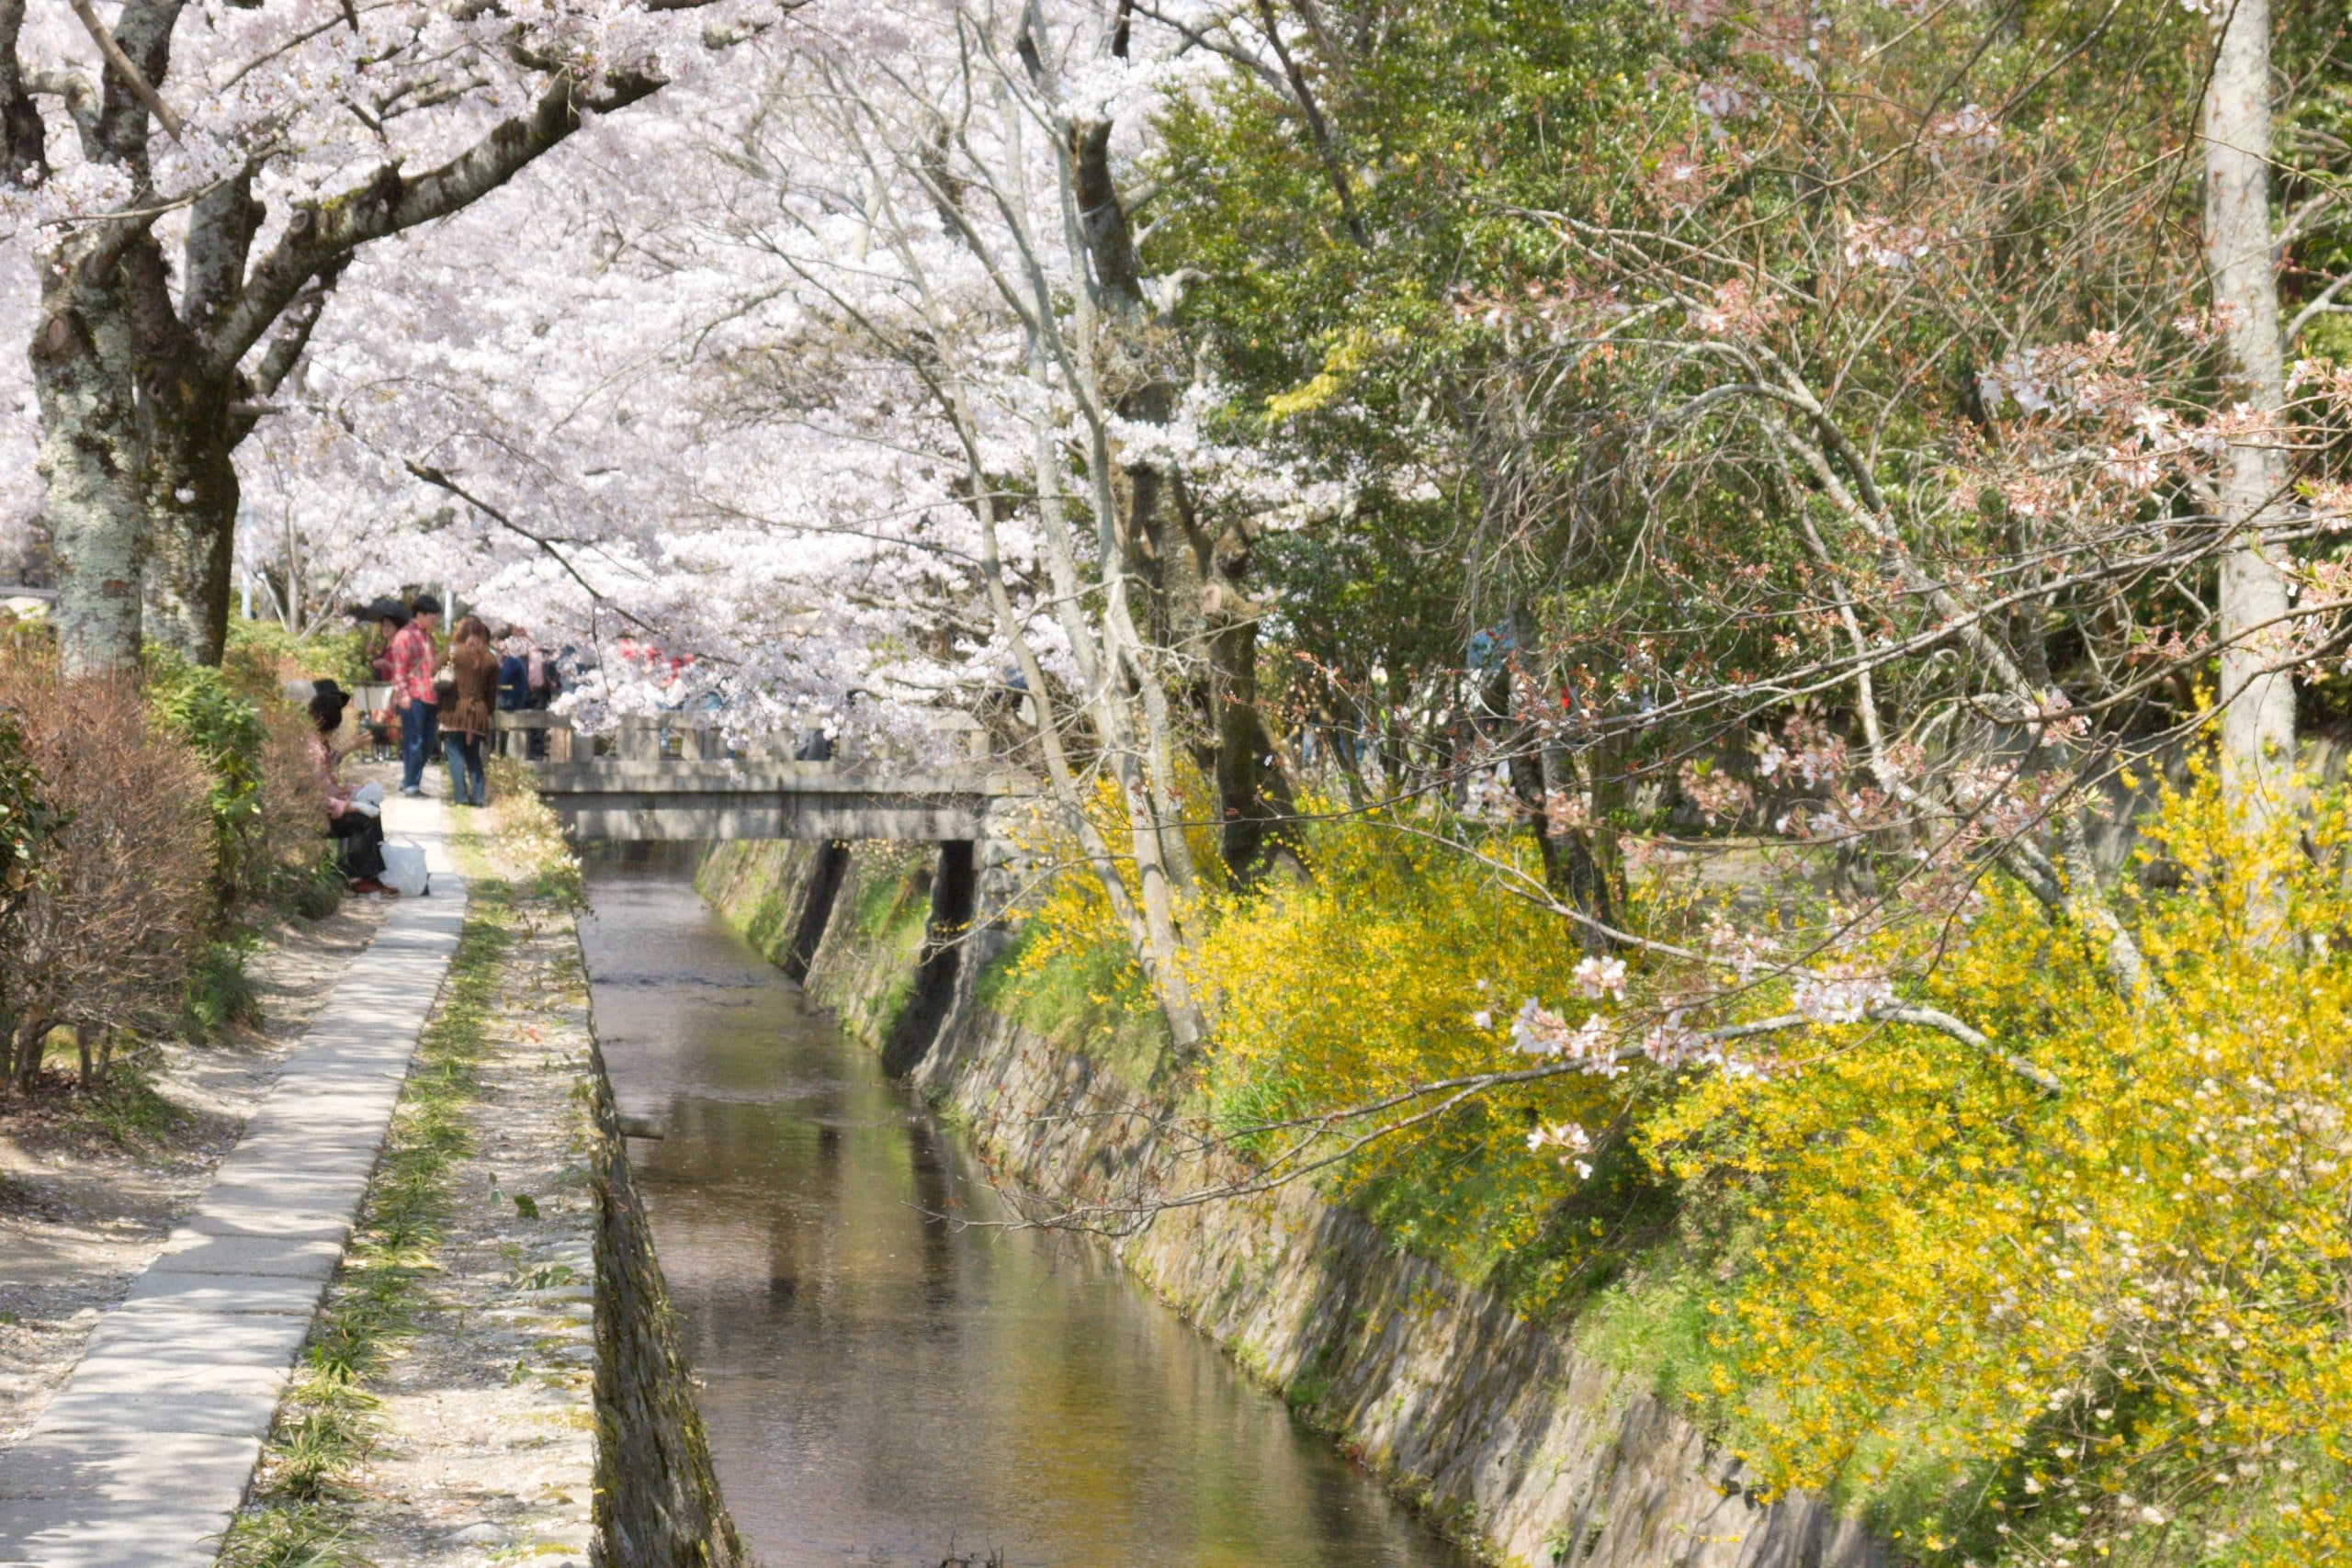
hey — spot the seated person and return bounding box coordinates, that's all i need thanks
[366,704,398,761]
[308,683,395,897]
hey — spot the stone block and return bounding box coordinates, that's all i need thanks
[29,1382,286,1437]
[0,1494,244,1568]
[182,1180,365,1239]
[156,1225,347,1275]
[120,1268,333,1318]
[216,1127,388,1183]
[74,1305,313,1371]
[247,1078,401,1120]
[50,1356,294,1407]
[0,1428,261,1502]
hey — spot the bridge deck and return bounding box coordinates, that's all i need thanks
[531,760,1033,842]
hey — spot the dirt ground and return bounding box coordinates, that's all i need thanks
[0,894,393,1445]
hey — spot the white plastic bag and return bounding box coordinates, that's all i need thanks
[380,840,431,897]
[351,781,385,808]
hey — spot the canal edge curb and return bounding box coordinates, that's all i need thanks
[578,963,748,1568]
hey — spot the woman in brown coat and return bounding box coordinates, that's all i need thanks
[440,615,503,807]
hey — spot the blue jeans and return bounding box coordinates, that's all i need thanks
[400,699,438,793]
[442,732,485,807]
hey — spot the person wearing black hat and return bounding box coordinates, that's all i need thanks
[355,598,410,682]
[388,594,442,796]
[307,684,392,895]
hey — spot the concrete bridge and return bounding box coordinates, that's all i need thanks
[528,758,1034,843]
[497,710,1032,843]
[505,708,1032,1079]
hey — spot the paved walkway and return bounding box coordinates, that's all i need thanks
[0,799,466,1567]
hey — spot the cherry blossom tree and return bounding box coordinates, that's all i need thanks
[689,0,1345,1044]
[253,0,1314,1043]
[0,0,786,672]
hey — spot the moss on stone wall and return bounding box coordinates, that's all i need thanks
[695,839,815,962]
[970,927,1172,1098]
[585,1021,746,1568]
[700,839,933,1046]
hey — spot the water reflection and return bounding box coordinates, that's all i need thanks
[579,854,1473,1568]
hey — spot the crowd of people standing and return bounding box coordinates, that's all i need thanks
[363,597,562,805]
[308,594,565,892]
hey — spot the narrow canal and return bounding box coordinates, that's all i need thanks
[577,851,1475,1568]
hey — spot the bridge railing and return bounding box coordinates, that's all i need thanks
[491,710,723,764]
[492,708,996,767]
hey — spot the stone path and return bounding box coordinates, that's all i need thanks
[239,911,601,1566]
[0,890,392,1445]
[0,798,466,1568]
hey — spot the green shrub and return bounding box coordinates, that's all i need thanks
[287,855,345,921]
[183,940,262,1042]
[977,926,1170,1094]
[71,1054,181,1149]
[148,649,341,920]
[225,619,373,692]
[147,650,266,903]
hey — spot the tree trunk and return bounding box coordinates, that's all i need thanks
[1064,108,1300,890]
[2204,0,2294,840]
[8,1015,48,1091]
[141,377,243,664]
[33,260,148,676]
[1212,611,1305,882]
[28,55,643,676]
[1539,740,1620,953]
[958,461,1210,1054]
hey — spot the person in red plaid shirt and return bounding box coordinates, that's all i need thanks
[388,594,442,795]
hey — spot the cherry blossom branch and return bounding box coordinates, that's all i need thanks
[402,460,663,638]
[206,55,696,376]
[65,0,184,142]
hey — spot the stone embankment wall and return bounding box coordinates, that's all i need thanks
[583,962,748,1568]
[697,839,1894,1568]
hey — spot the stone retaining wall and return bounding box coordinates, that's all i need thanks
[583,1013,747,1568]
[697,839,1894,1568]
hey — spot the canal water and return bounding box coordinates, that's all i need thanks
[578,852,1474,1568]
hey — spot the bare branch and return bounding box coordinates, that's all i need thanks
[66,0,185,141]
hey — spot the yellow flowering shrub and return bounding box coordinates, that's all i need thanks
[1189,812,1650,1299]
[985,773,1218,1086]
[1647,773,2352,1563]
[998,770,1229,976]
[999,765,2352,1562]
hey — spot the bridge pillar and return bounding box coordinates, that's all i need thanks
[882,840,978,1077]
[784,841,853,984]
[616,718,662,761]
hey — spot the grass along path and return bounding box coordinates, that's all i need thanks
[224,798,597,1568]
